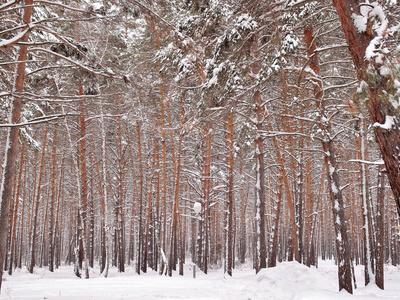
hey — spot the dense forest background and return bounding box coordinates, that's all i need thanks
[1,0,400,295]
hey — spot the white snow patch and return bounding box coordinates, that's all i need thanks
[373,115,396,131]
[356,80,368,93]
[331,182,339,195]
[91,2,104,11]
[3,260,400,299]
[379,65,392,76]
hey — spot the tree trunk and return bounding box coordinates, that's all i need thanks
[168,99,184,276]
[136,120,144,275]
[359,116,375,285]
[100,99,111,277]
[0,0,33,292]
[225,110,234,276]
[78,91,89,279]
[332,0,400,217]
[8,142,25,275]
[304,21,353,294]
[375,168,385,289]
[29,126,48,274]
[268,176,283,268]
[254,90,267,273]
[116,111,125,273]
[48,126,57,272]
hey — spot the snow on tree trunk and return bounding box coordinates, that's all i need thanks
[359,116,375,286]
[0,0,33,292]
[324,141,354,294]
[62,101,89,279]
[254,91,267,273]
[304,20,354,294]
[100,99,111,278]
[332,0,400,218]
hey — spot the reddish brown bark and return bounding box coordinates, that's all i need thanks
[0,0,33,292]
[304,21,353,294]
[332,0,400,217]
[8,141,25,275]
[49,126,57,272]
[168,99,185,276]
[29,126,49,274]
[225,110,234,276]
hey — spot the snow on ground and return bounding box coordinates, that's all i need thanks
[1,260,400,299]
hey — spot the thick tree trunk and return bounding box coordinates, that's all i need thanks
[0,0,33,292]
[332,0,400,217]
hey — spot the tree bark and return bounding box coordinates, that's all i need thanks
[168,99,185,276]
[254,90,267,273]
[332,0,400,217]
[225,110,234,276]
[8,141,25,275]
[29,126,48,274]
[375,167,385,289]
[48,126,57,272]
[136,120,144,275]
[304,21,353,294]
[0,0,33,292]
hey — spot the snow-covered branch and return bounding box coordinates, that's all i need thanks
[0,113,77,127]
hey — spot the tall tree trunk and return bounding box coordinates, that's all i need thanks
[332,0,400,218]
[8,142,25,275]
[78,91,89,279]
[304,21,353,294]
[254,90,267,273]
[168,99,184,277]
[48,126,57,272]
[136,120,144,275]
[238,156,248,264]
[54,154,64,270]
[225,110,234,276]
[29,126,49,274]
[359,116,375,285]
[268,176,283,268]
[116,111,125,273]
[0,0,33,292]
[375,167,385,289]
[100,99,111,277]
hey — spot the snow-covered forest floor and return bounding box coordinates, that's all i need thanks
[1,260,399,299]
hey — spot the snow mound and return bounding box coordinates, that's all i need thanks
[248,261,336,299]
